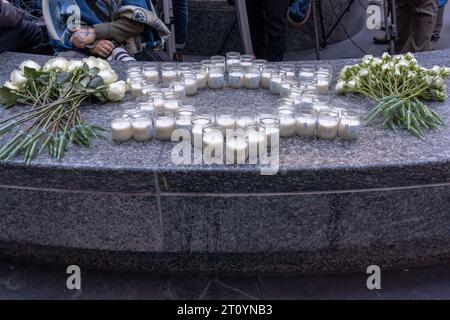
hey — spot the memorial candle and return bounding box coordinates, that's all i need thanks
[111,111,133,142]
[148,90,165,110]
[143,64,160,82]
[161,63,177,82]
[236,111,256,129]
[277,107,296,137]
[338,110,362,140]
[193,66,208,90]
[246,123,267,160]
[228,66,244,89]
[244,66,261,89]
[191,115,213,148]
[259,115,280,148]
[183,72,198,96]
[295,108,317,138]
[132,111,154,141]
[155,111,176,140]
[202,125,224,161]
[208,66,225,89]
[216,113,236,133]
[261,66,277,89]
[317,110,339,140]
[226,134,248,164]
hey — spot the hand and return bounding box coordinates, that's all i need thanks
[90,40,115,58]
[70,28,96,48]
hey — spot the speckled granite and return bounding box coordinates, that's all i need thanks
[1,51,450,273]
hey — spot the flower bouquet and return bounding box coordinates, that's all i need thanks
[336,52,450,139]
[0,56,126,164]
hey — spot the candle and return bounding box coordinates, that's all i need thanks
[226,135,248,164]
[130,79,143,97]
[176,110,194,130]
[298,64,315,81]
[216,113,236,132]
[280,63,296,78]
[155,111,176,140]
[247,123,267,160]
[277,107,296,138]
[136,96,155,114]
[148,91,165,110]
[211,55,226,70]
[177,63,191,77]
[203,125,224,161]
[236,112,256,129]
[269,71,286,95]
[143,65,159,82]
[317,110,339,140]
[226,52,241,71]
[191,115,213,148]
[261,66,277,89]
[317,79,330,94]
[183,72,197,96]
[132,111,154,141]
[111,111,133,142]
[208,66,225,89]
[244,67,261,89]
[171,79,186,99]
[161,64,178,82]
[163,92,180,112]
[259,116,280,148]
[228,67,244,89]
[295,109,317,138]
[338,111,362,139]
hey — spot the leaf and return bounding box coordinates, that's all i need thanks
[23,66,41,80]
[56,72,70,85]
[94,91,107,102]
[88,67,100,77]
[80,76,91,88]
[81,63,89,74]
[88,76,104,88]
[0,86,17,108]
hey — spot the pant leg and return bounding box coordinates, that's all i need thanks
[395,0,413,53]
[12,21,45,53]
[246,0,266,59]
[431,4,445,50]
[400,0,438,53]
[172,0,189,50]
[263,0,289,61]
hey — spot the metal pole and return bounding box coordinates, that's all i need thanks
[235,0,254,54]
[389,0,397,54]
[383,0,394,55]
[312,0,321,60]
[162,0,176,61]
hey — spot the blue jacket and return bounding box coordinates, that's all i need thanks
[439,0,447,7]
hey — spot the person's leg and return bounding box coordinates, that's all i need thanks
[246,0,266,59]
[263,0,289,61]
[431,4,445,50]
[395,0,413,53]
[400,0,438,53]
[172,0,189,51]
[13,21,45,53]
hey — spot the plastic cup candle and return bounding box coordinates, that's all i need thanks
[296,108,317,138]
[202,125,224,161]
[240,54,254,68]
[261,66,277,89]
[163,92,180,112]
[338,110,362,140]
[269,71,286,95]
[244,66,261,89]
[131,111,154,141]
[155,111,176,140]
[226,133,248,164]
[193,66,208,89]
[161,63,177,82]
[148,91,165,110]
[316,71,330,94]
[236,111,256,129]
[143,64,159,82]
[191,115,213,148]
[182,72,197,96]
[216,113,236,132]
[277,107,296,137]
[141,82,158,96]
[259,116,280,148]
[208,66,225,89]
[246,123,267,160]
[228,66,244,88]
[111,111,133,142]
[280,63,296,78]
[317,110,339,140]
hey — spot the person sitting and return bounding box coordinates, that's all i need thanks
[0,0,45,54]
[55,0,170,61]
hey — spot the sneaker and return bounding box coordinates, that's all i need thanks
[288,0,311,27]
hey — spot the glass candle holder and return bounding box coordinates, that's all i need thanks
[226,131,248,164]
[316,65,333,76]
[158,82,175,95]
[147,90,165,110]
[155,110,176,140]
[316,71,331,94]
[202,124,224,161]
[301,89,318,109]
[298,64,316,82]
[127,70,142,83]
[200,59,213,70]
[269,70,286,95]
[121,102,140,115]
[277,106,297,138]
[192,65,208,90]
[259,115,280,148]
[226,52,241,71]
[295,108,317,138]
[244,66,261,89]
[130,77,144,97]
[136,96,155,114]
[191,114,214,148]
[111,110,132,142]
[261,66,278,89]
[177,63,191,76]
[317,110,339,140]
[338,110,362,140]
[236,111,257,129]
[143,64,160,82]
[211,55,226,69]
[132,110,154,142]
[216,112,236,133]
[170,78,186,99]
[246,123,267,161]
[141,81,158,96]
[183,72,198,96]
[280,63,296,78]
[208,66,225,89]
[313,95,331,113]
[277,97,295,109]
[240,54,254,68]
[228,66,244,89]
[331,106,347,118]
[163,92,180,112]
[176,108,196,130]
[253,59,268,71]
[161,63,178,82]
[280,76,294,97]
[287,89,303,107]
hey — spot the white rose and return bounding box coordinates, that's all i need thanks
[107,81,126,101]
[434,77,445,87]
[43,57,68,71]
[67,60,84,72]
[347,80,356,90]
[358,69,369,77]
[373,58,382,65]
[98,69,118,84]
[10,70,27,89]
[95,58,112,71]
[3,81,19,91]
[381,52,391,60]
[19,60,41,72]
[83,56,100,69]
[335,81,345,94]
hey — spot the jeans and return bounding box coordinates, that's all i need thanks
[0,21,45,54]
[172,0,188,50]
[246,0,289,61]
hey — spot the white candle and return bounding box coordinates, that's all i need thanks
[132,119,153,141]
[317,118,338,140]
[280,82,291,97]
[208,72,225,89]
[228,71,244,88]
[317,79,330,94]
[260,69,275,89]
[191,118,211,147]
[176,117,192,130]
[269,76,282,94]
[248,130,267,159]
[226,137,248,164]
[111,120,133,142]
[216,115,236,132]
[244,72,261,89]
[185,78,197,96]
[236,117,254,129]
[226,58,241,71]
[338,117,362,140]
[241,61,253,69]
[172,82,186,99]
[278,115,296,137]
[196,72,208,89]
[203,130,224,159]
[131,82,143,97]
[144,70,159,82]
[265,127,280,147]
[155,117,176,140]
[296,117,317,138]
[162,70,177,82]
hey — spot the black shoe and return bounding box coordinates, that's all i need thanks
[373,35,389,45]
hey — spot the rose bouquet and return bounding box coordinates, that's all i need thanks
[336,52,450,139]
[0,56,126,164]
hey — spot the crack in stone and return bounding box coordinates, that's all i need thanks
[214,278,259,300]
